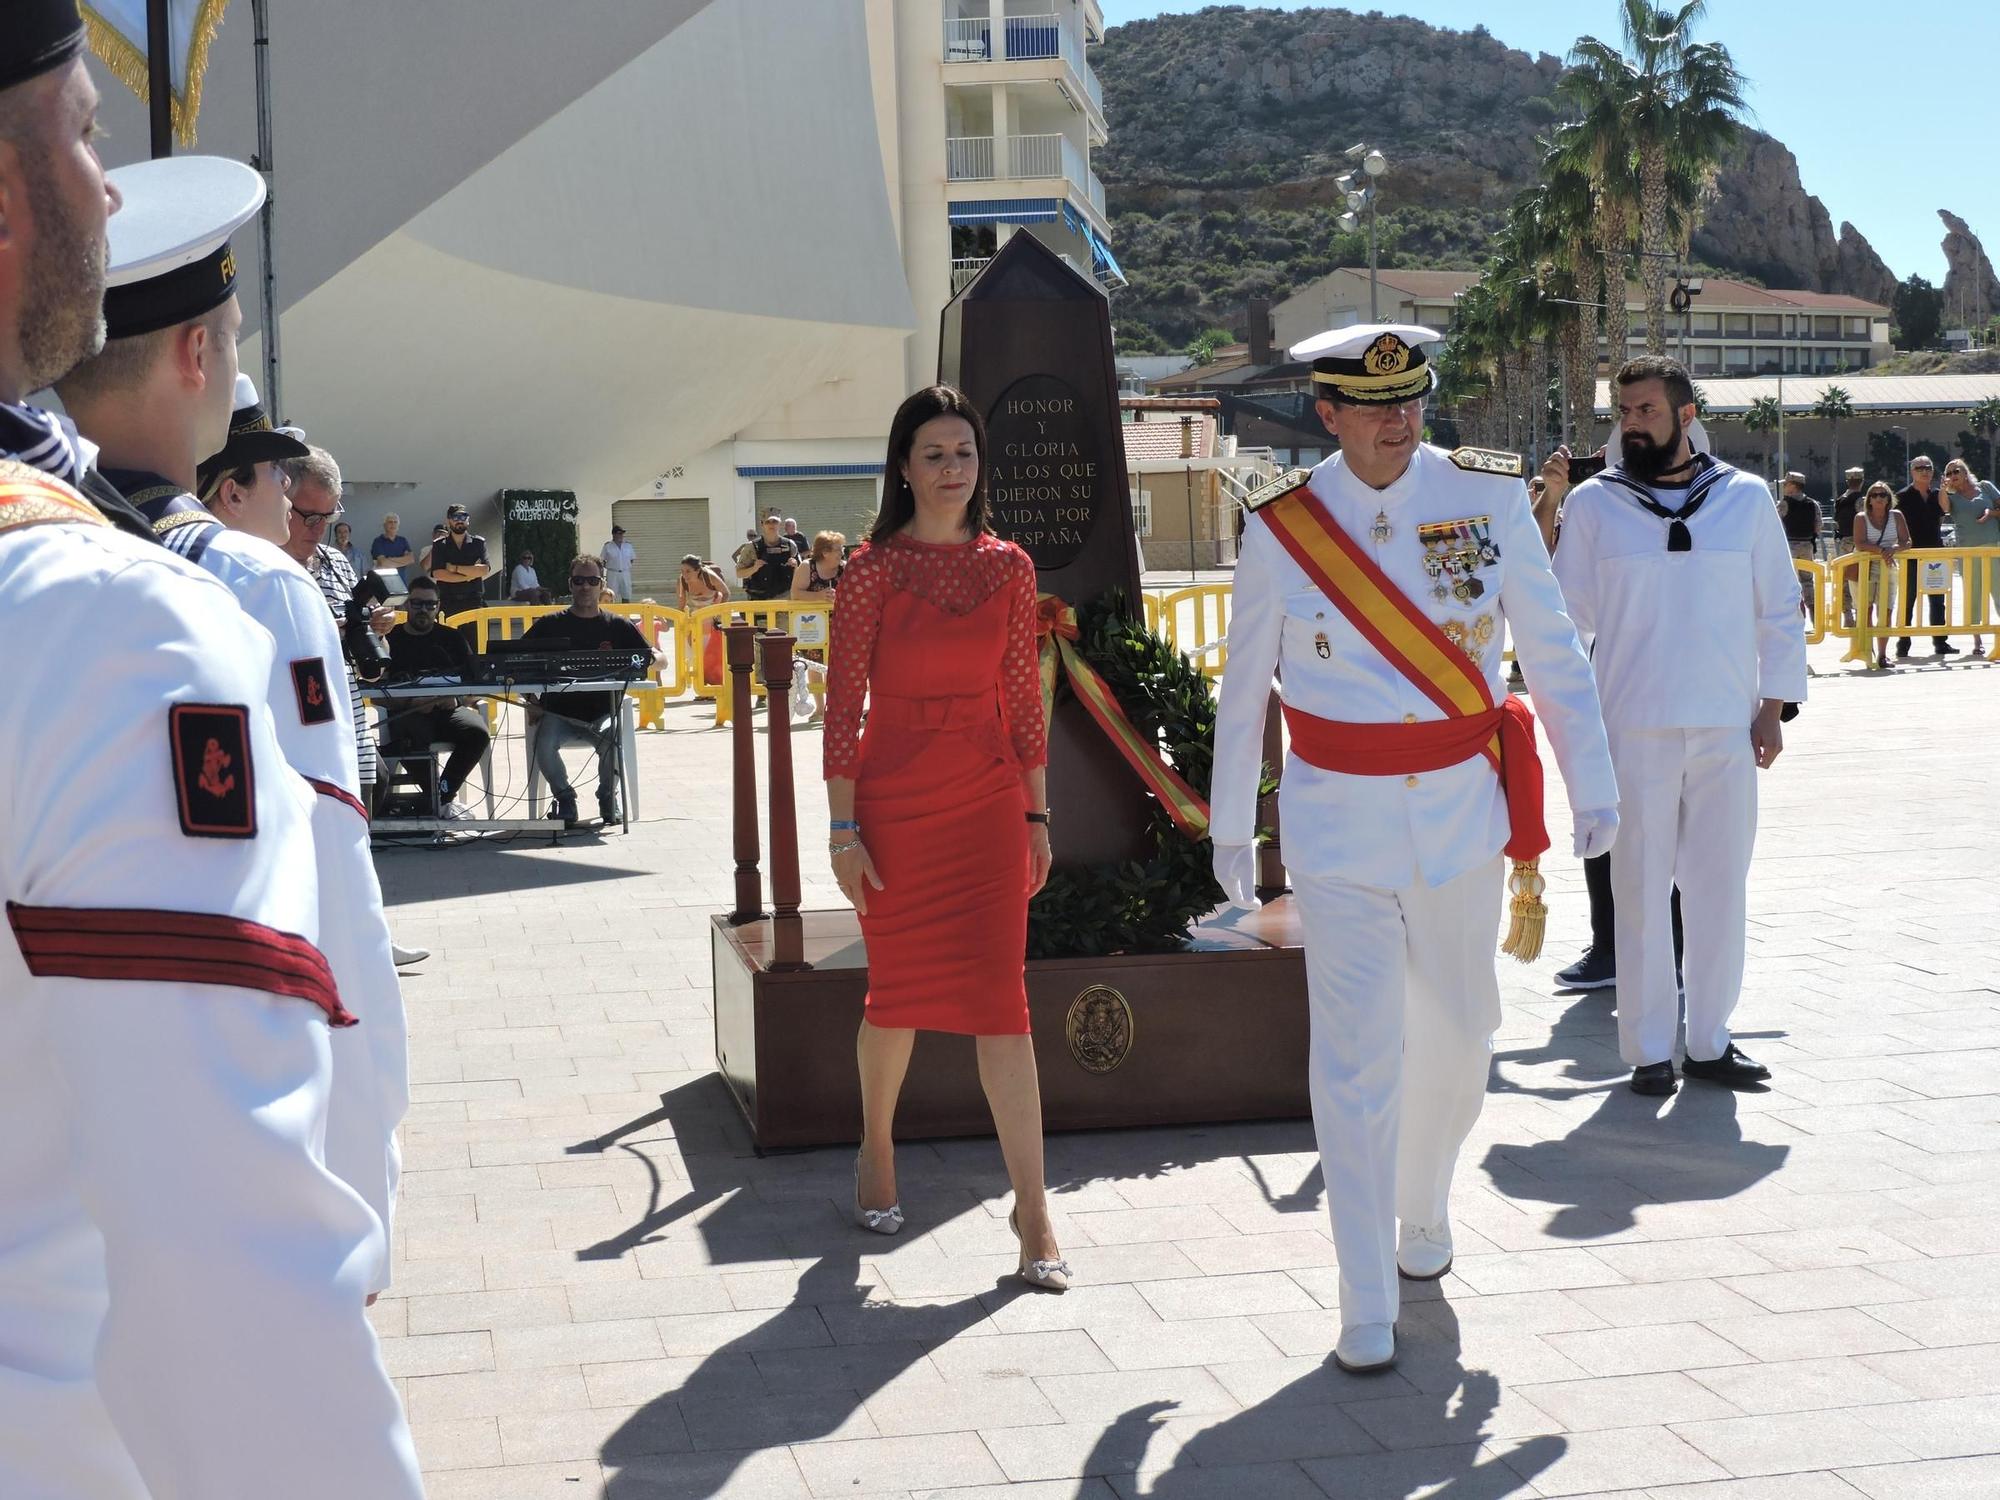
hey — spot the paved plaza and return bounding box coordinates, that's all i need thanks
[373,636,2000,1499]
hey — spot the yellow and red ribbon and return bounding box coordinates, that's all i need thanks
[1035,594,1210,841]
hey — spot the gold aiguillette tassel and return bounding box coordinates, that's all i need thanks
[1499,857,1546,964]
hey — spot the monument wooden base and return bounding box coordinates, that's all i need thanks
[712,899,1309,1150]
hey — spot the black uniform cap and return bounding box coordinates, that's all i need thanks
[0,1,86,95]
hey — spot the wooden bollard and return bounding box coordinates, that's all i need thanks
[726,620,765,925]
[759,631,809,972]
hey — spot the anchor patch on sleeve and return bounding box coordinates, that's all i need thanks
[290,656,336,726]
[169,703,257,839]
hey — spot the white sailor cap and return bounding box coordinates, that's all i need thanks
[102,156,265,341]
[1288,323,1442,403]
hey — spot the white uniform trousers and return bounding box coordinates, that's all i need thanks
[1293,856,1503,1329]
[1608,726,1758,1067]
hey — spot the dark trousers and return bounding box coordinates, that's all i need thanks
[1584,851,1683,961]
[1898,560,1948,652]
[390,705,490,798]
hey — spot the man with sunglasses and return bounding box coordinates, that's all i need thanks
[384,574,492,813]
[519,556,664,825]
[430,502,491,632]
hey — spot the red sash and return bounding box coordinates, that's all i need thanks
[1257,483,1549,862]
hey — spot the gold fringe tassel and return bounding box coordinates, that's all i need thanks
[81,1,232,148]
[1499,856,1546,964]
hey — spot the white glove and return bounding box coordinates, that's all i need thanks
[1572,807,1619,860]
[1213,841,1260,909]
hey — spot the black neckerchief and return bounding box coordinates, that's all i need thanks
[105,466,223,564]
[1600,452,1731,551]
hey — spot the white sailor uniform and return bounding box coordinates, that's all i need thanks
[1552,458,1808,1068]
[135,482,410,1291]
[1212,441,1617,1332]
[0,479,424,1498]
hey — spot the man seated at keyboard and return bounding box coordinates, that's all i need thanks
[520,556,664,826]
[383,575,491,817]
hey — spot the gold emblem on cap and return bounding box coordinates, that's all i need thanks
[1363,334,1411,376]
[218,247,237,284]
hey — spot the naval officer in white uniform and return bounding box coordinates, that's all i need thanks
[1211,324,1618,1374]
[1553,355,1807,1096]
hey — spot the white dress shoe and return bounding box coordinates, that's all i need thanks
[1397,1221,1453,1281]
[1333,1322,1396,1373]
[391,942,430,967]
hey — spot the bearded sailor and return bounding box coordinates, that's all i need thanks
[1551,355,1807,1097]
[1209,324,1618,1374]
[54,157,409,1294]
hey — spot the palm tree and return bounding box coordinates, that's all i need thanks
[1568,2,1744,356]
[1813,386,1854,493]
[1521,149,1602,446]
[1742,395,1782,478]
[1553,85,1636,373]
[1971,396,2000,475]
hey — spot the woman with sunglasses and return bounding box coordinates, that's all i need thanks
[1855,481,1909,669]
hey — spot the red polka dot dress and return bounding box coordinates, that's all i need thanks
[823,531,1047,1033]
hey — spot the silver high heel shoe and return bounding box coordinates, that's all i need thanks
[1008,1207,1071,1292]
[852,1151,903,1236]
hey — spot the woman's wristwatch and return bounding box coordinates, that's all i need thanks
[1025,810,1050,825]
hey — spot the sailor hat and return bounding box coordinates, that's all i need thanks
[195,374,310,499]
[0,0,87,95]
[102,156,265,340]
[1290,323,1441,404]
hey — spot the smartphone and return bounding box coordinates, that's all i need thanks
[1567,451,1607,484]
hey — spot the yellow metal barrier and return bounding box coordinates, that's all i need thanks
[1147,584,1234,678]
[442,603,691,729]
[1792,558,1828,645]
[688,598,837,725]
[1823,546,2000,661]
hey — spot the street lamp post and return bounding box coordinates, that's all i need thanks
[1336,143,1389,322]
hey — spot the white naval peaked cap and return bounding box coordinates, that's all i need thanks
[1290,322,1442,404]
[1287,322,1443,363]
[102,156,265,340]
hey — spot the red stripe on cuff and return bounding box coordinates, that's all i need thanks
[305,776,369,822]
[6,902,356,1027]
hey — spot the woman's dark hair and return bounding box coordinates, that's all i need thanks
[871,384,990,543]
[680,553,703,570]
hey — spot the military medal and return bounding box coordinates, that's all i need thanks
[1371,509,1393,544]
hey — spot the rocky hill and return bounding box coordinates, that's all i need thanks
[1094,5,1900,348]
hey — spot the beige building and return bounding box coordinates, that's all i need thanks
[1120,397,1275,571]
[1275,268,1892,381]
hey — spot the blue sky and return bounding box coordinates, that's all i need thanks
[1098,1,1994,288]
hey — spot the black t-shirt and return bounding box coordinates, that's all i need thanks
[430,531,490,614]
[1897,483,1945,548]
[744,536,798,599]
[387,620,475,677]
[1780,493,1821,542]
[520,609,651,721]
[1833,487,1863,540]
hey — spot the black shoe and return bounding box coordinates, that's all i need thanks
[1895,644,1911,658]
[1556,946,1616,990]
[551,791,579,828]
[1630,1061,1677,1096]
[1681,1044,1771,1087]
[1937,641,1960,657]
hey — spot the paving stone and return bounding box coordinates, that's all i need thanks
[790,1432,1005,1496]
[1688,1354,1918,1415]
[1490,1424,1729,1495]
[1671,1408,1920,1476]
[1515,1371,1741,1433]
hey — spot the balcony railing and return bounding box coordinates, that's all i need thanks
[953,251,1103,295]
[944,132,1085,190]
[943,8,1105,108]
[1087,168,1106,217]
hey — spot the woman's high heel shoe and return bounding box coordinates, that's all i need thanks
[852,1152,903,1236]
[1009,1207,1071,1292]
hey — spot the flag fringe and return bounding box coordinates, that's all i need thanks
[81,0,232,148]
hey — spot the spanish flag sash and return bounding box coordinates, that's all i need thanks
[1256,480,1551,961]
[0,460,110,535]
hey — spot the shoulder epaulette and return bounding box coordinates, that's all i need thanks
[1448,446,1525,479]
[1245,467,1315,512]
[0,460,109,535]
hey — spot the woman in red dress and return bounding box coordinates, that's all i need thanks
[823,385,1069,1290]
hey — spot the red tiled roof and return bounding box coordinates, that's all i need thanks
[1121,411,1217,461]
